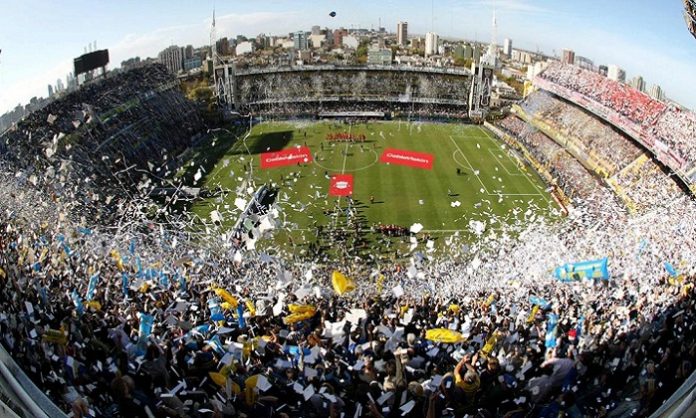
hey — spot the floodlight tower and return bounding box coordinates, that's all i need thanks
[210,8,218,99]
[486,8,498,66]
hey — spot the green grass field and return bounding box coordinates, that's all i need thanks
[184,121,555,258]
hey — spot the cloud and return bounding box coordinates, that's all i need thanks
[0,59,73,114]
[108,11,302,67]
[1,11,301,113]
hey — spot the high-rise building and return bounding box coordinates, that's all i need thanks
[66,72,77,91]
[397,22,408,46]
[333,28,348,49]
[629,76,645,92]
[311,25,321,36]
[598,65,608,76]
[293,31,308,50]
[607,64,626,83]
[256,34,270,49]
[47,84,54,98]
[503,38,512,57]
[55,78,65,93]
[309,34,326,49]
[158,45,184,74]
[648,84,665,101]
[472,45,482,63]
[425,32,439,56]
[562,49,575,65]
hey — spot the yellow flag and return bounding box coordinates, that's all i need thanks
[110,250,124,271]
[0,266,5,279]
[244,375,260,406]
[213,288,239,308]
[284,304,317,324]
[527,305,540,324]
[42,328,67,345]
[425,328,465,344]
[332,270,356,295]
[376,274,385,294]
[481,329,502,356]
[85,300,102,311]
[209,371,227,387]
[245,299,256,316]
[449,304,461,314]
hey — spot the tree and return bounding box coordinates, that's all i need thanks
[454,57,473,68]
[356,40,370,63]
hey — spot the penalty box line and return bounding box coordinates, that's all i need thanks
[449,136,543,198]
[449,135,490,195]
[477,127,548,200]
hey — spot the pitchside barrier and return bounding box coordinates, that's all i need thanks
[0,344,67,417]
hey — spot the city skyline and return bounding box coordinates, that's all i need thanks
[0,0,694,114]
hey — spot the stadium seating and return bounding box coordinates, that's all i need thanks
[235,66,473,119]
[537,62,696,181]
[0,63,695,418]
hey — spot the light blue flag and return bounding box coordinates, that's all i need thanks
[86,273,99,301]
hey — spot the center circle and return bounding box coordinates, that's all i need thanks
[313,143,379,172]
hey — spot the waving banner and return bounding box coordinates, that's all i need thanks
[554,257,610,281]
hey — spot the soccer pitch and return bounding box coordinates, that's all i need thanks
[187,121,555,251]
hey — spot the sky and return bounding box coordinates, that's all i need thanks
[0,0,694,113]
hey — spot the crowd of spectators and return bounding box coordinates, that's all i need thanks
[610,156,684,214]
[1,61,696,418]
[250,101,470,121]
[495,115,608,202]
[0,63,205,224]
[237,69,472,117]
[650,107,696,171]
[538,63,666,126]
[537,62,696,177]
[1,152,696,417]
[521,92,643,176]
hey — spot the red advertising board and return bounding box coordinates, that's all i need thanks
[260,146,312,169]
[380,148,434,170]
[329,174,353,196]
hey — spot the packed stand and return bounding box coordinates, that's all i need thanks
[521,91,644,176]
[650,107,696,172]
[495,115,608,202]
[1,160,696,417]
[609,156,684,213]
[0,63,205,224]
[236,68,472,115]
[537,62,696,179]
[538,63,666,126]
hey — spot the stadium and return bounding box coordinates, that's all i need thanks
[0,7,696,418]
